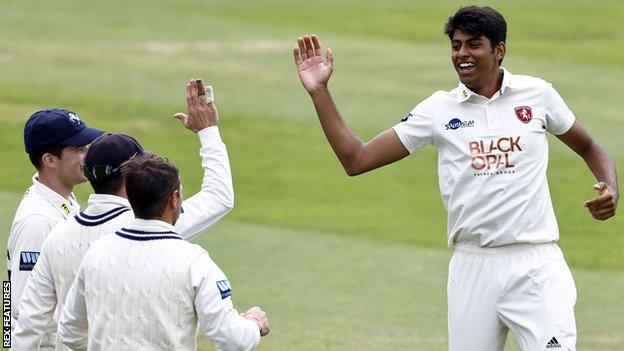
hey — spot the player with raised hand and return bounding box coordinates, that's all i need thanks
[294,6,618,351]
[59,154,267,350]
[12,79,260,350]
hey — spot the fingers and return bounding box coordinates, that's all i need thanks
[593,182,607,192]
[297,37,308,60]
[326,47,333,68]
[304,35,315,58]
[293,46,302,66]
[311,34,322,56]
[172,112,188,123]
[189,79,200,107]
[185,82,192,108]
[588,206,616,220]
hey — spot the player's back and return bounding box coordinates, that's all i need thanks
[78,224,206,351]
[47,198,134,316]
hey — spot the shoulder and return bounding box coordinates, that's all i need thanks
[509,73,551,91]
[13,189,57,223]
[42,218,76,248]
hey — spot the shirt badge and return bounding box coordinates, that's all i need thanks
[19,251,40,271]
[216,279,232,299]
[60,203,71,215]
[514,106,533,124]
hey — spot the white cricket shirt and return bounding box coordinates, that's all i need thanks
[58,219,259,351]
[392,69,575,247]
[13,126,235,350]
[7,174,80,340]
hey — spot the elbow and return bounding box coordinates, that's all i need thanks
[221,192,234,214]
[345,167,361,177]
[344,162,365,177]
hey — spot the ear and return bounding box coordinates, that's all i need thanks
[495,42,506,62]
[168,189,181,209]
[41,153,59,169]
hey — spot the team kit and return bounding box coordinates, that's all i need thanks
[6,6,618,351]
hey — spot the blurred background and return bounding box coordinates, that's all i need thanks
[1,1,622,349]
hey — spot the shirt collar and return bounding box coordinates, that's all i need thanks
[31,173,79,217]
[126,218,177,233]
[87,193,131,208]
[456,67,514,103]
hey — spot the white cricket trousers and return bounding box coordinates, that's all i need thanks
[448,242,577,351]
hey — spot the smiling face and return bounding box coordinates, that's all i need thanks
[55,145,89,187]
[451,30,505,96]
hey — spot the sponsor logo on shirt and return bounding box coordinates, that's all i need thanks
[19,251,40,271]
[445,118,475,130]
[400,113,412,122]
[60,203,71,215]
[468,136,523,176]
[216,279,232,299]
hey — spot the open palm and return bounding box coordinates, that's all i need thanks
[293,35,334,93]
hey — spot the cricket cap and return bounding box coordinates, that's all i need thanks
[24,108,104,155]
[83,133,145,181]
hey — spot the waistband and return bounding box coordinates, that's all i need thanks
[453,241,561,256]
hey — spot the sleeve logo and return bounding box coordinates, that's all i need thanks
[400,113,412,122]
[19,251,40,271]
[216,279,232,299]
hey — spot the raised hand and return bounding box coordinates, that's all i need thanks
[293,34,333,94]
[173,79,219,133]
[584,182,618,220]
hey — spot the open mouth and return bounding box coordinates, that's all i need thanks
[458,62,476,74]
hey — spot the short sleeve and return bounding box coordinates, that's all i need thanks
[544,83,576,135]
[392,102,435,153]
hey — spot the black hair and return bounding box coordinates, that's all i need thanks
[121,154,180,219]
[444,6,507,64]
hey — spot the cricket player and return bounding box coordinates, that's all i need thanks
[293,6,618,351]
[58,153,268,351]
[12,80,243,350]
[7,108,103,348]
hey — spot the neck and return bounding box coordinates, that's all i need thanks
[469,68,503,99]
[37,171,73,200]
[147,210,176,226]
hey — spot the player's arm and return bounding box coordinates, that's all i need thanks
[172,80,234,240]
[294,35,409,176]
[9,215,54,323]
[556,121,619,220]
[57,264,88,351]
[191,252,266,350]
[12,238,58,349]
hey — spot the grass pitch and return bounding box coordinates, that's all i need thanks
[1,0,623,349]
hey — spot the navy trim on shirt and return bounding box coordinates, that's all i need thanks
[74,206,131,227]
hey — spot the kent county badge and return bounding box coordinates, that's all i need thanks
[514,106,532,124]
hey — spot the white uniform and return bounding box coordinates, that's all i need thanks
[13,127,234,350]
[392,69,577,350]
[58,219,259,351]
[7,174,81,349]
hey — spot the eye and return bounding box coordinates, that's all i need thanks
[451,43,461,51]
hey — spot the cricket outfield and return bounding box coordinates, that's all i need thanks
[0,0,622,349]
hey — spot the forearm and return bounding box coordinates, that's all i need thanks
[581,140,619,193]
[176,126,234,240]
[309,87,365,174]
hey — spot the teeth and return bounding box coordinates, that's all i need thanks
[459,62,474,68]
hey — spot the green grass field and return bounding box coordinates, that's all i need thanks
[1,0,623,350]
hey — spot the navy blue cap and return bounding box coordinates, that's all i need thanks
[83,133,145,181]
[24,108,104,155]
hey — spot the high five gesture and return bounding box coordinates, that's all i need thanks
[294,35,334,94]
